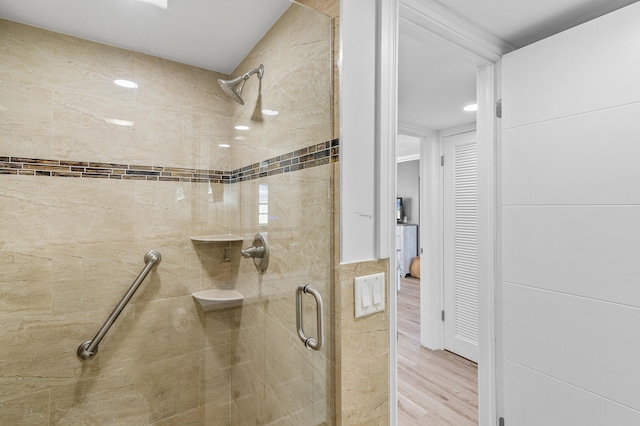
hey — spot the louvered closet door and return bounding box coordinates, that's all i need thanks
[443,131,478,363]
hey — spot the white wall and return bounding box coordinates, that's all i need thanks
[340,0,397,263]
[501,2,640,423]
[340,0,377,263]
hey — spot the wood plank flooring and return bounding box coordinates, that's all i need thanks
[397,277,478,425]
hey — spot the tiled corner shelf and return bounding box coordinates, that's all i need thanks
[190,234,243,242]
[192,289,243,311]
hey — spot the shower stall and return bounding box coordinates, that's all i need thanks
[0,2,335,424]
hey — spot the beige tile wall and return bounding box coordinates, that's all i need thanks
[295,0,340,140]
[335,260,390,426]
[0,174,231,424]
[0,19,233,171]
[0,5,335,425]
[228,4,333,169]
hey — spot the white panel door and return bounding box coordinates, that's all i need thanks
[501,2,640,424]
[443,131,478,363]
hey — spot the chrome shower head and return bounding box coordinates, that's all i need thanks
[217,64,264,105]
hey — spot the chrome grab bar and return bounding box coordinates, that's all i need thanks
[77,250,161,360]
[295,284,324,351]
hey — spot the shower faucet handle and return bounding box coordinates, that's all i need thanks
[241,245,265,258]
[241,232,269,273]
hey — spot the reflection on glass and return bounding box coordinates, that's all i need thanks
[258,183,268,225]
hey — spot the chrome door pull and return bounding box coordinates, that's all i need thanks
[296,284,324,351]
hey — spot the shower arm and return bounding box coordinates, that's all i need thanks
[241,65,264,81]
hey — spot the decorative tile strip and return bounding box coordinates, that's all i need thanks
[0,138,340,183]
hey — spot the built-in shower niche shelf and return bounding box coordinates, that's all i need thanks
[190,234,243,243]
[192,289,243,311]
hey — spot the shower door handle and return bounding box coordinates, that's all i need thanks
[296,284,324,351]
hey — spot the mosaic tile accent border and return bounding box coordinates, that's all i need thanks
[0,139,339,183]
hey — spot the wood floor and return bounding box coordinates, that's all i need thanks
[397,276,478,425]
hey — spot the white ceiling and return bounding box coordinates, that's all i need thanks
[398,31,478,133]
[0,0,290,74]
[1,0,637,152]
[443,0,640,48]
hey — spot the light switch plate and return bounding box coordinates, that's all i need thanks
[354,272,385,318]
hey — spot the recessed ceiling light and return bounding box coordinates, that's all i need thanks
[262,109,279,116]
[234,136,246,141]
[218,144,230,148]
[114,79,138,89]
[136,0,168,9]
[104,118,134,127]
[463,103,478,112]
[234,125,250,130]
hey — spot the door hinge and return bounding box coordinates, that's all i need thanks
[499,417,505,426]
[441,155,444,166]
[496,99,502,118]
[441,310,445,321]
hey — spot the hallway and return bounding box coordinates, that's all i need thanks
[397,277,478,425]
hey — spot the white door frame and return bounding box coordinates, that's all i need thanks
[387,1,508,425]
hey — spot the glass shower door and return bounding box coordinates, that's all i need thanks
[222,3,335,425]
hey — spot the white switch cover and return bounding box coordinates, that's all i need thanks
[354,272,385,318]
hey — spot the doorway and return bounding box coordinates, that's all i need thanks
[395,2,493,421]
[395,129,480,425]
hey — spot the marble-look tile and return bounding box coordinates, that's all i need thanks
[230,304,266,423]
[50,352,200,425]
[51,90,196,168]
[262,315,310,414]
[129,240,201,302]
[191,181,237,237]
[151,407,204,426]
[85,295,204,377]
[337,260,390,426]
[45,30,136,101]
[227,3,332,169]
[133,52,229,116]
[0,176,136,252]
[129,296,205,361]
[51,239,200,314]
[201,344,232,406]
[0,79,53,158]
[138,352,201,423]
[230,401,249,426]
[0,20,57,86]
[191,241,237,290]
[1,20,232,172]
[51,243,148,315]
[295,0,339,18]
[133,180,192,241]
[0,307,130,401]
[291,0,340,140]
[204,399,231,426]
[203,308,238,348]
[0,249,52,323]
[0,390,50,426]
